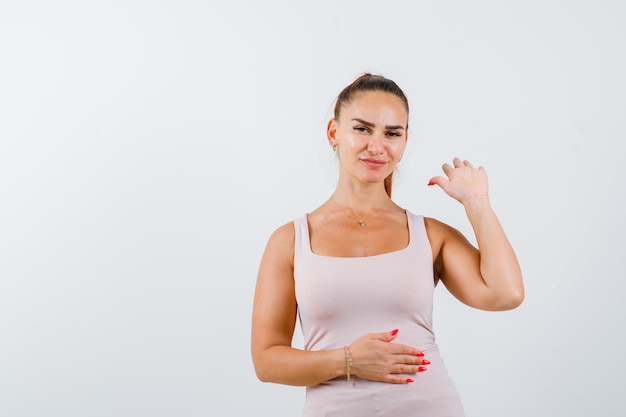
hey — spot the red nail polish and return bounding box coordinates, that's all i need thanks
[427,181,435,186]
[390,329,399,336]
[421,359,431,365]
[418,366,428,372]
[416,352,424,357]
[406,378,414,383]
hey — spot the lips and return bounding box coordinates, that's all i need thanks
[361,158,387,167]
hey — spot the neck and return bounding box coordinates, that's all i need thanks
[330,191,391,229]
[330,190,391,216]
[332,174,392,210]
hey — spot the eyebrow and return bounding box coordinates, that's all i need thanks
[351,118,405,130]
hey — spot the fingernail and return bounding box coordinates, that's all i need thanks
[390,329,399,336]
[421,359,431,365]
[418,366,428,372]
[416,352,424,357]
[427,181,435,186]
[406,378,414,383]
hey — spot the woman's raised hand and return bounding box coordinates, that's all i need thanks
[428,157,489,207]
[347,329,429,384]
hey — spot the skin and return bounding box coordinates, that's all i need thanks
[250,90,524,387]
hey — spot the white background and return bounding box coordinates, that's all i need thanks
[1,1,625,416]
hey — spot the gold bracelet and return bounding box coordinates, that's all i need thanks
[344,345,352,383]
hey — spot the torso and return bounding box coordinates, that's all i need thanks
[307,203,408,257]
[292,210,465,417]
[306,202,441,260]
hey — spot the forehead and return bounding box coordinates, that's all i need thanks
[339,91,408,124]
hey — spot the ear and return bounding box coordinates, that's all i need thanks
[326,118,338,147]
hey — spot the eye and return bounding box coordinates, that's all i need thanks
[386,131,402,137]
[353,125,370,133]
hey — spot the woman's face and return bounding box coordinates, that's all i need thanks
[328,90,408,186]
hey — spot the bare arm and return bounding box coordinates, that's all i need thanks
[251,222,427,386]
[428,158,524,311]
[250,223,344,386]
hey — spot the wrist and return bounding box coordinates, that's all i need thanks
[462,194,491,213]
[344,345,353,383]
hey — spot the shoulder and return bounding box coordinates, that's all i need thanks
[422,217,474,280]
[424,216,462,233]
[423,216,446,231]
[261,221,295,274]
[423,216,468,255]
[265,220,296,251]
[423,217,445,249]
[424,216,468,241]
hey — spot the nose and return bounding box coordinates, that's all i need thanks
[367,133,384,154]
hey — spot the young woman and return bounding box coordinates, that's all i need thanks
[251,73,524,417]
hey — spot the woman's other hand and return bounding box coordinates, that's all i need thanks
[348,329,429,384]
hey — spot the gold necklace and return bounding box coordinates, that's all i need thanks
[330,195,389,228]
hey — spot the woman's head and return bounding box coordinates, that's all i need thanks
[334,73,409,123]
[330,74,409,197]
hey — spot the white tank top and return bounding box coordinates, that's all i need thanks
[292,210,465,417]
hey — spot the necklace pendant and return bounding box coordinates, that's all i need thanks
[357,220,366,228]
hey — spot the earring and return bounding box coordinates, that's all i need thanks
[399,154,403,162]
[333,145,338,151]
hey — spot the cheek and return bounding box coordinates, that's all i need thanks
[390,141,407,155]
[342,134,363,150]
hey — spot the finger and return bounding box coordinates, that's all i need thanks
[392,362,429,375]
[392,364,419,375]
[441,163,454,176]
[393,353,429,366]
[374,328,400,343]
[452,157,463,167]
[383,374,418,384]
[388,343,421,357]
[463,159,474,168]
[428,176,449,189]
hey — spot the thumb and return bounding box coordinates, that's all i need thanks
[427,176,447,188]
[376,328,399,342]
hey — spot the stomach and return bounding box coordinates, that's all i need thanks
[302,351,465,417]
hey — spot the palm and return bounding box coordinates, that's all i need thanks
[429,158,489,205]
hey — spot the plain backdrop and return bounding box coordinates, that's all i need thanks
[1,1,625,416]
